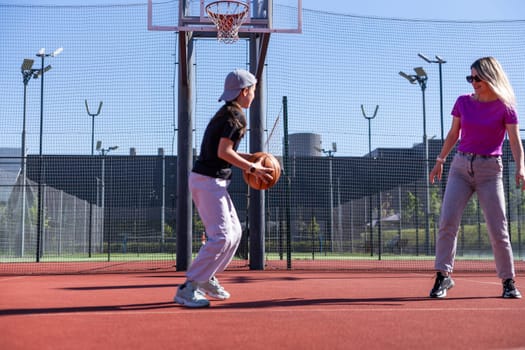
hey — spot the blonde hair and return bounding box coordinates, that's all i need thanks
[471,57,516,108]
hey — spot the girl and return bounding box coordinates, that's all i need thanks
[429,57,523,299]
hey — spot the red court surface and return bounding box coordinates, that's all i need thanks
[1,271,524,350]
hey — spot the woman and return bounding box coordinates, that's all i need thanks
[429,57,523,299]
[175,69,274,308]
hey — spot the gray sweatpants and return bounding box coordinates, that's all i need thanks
[435,152,516,280]
[186,172,242,283]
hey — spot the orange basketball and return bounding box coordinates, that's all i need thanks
[243,152,281,190]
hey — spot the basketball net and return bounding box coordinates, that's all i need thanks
[206,1,249,44]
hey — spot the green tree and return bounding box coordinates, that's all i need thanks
[307,216,320,259]
[404,191,423,226]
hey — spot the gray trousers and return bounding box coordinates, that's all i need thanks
[186,172,242,283]
[435,153,516,279]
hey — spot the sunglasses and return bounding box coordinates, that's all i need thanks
[466,75,483,83]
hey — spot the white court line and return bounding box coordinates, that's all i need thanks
[411,273,504,286]
[0,276,27,282]
[458,277,501,286]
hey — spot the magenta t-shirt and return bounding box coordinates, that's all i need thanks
[452,94,518,156]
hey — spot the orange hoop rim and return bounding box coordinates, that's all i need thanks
[205,0,249,43]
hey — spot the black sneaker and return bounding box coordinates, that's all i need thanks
[429,272,455,298]
[502,279,522,299]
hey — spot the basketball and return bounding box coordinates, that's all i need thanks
[243,152,281,190]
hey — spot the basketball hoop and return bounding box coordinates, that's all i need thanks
[205,0,249,44]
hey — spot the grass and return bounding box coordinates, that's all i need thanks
[0,253,175,263]
[0,251,503,263]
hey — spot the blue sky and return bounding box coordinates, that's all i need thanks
[2,0,524,20]
[303,0,525,21]
[1,1,524,157]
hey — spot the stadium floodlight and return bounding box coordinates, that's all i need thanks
[435,55,446,63]
[33,65,51,78]
[414,66,427,78]
[36,47,63,58]
[21,58,34,71]
[417,53,432,63]
[51,47,63,57]
[418,53,446,65]
[399,71,417,84]
[400,65,430,256]
[96,141,119,155]
[34,47,62,262]
[418,53,447,142]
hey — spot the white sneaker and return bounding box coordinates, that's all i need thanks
[174,281,210,308]
[198,277,231,300]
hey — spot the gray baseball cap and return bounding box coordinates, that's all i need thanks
[219,69,257,102]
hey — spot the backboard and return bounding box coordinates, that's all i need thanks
[148,0,302,34]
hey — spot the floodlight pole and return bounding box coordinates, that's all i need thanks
[97,142,118,261]
[321,144,336,253]
[361,105,379,257]
[418,54,447,142]
[35,47,62,262]
[362,105,378,158]
[85,100,103,156]
[85,100,103,258]
[21,60,37,169]
[399,67,431,255]
[20,59,38,257]
[419,54,448,204]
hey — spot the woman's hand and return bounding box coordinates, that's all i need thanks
[429,162,443,184]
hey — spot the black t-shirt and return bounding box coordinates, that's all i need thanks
[192,102,247,179]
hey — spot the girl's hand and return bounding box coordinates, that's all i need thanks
[429,162,443,184]
[515,168,525,191]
